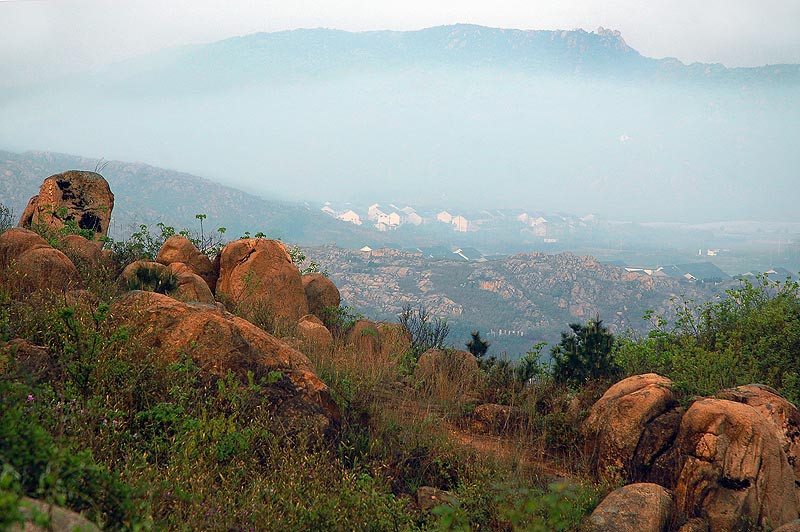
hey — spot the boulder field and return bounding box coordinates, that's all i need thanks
[586,374,800,531]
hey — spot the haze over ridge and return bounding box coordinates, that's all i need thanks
[1,24,797,223]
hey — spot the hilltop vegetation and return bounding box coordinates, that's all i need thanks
[3,171,800,530]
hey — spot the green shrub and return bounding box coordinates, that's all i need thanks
[125,265,178,295]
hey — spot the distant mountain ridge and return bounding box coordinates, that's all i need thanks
[1,25,797,223]
[87,24,799,94]
[0,150,374,246]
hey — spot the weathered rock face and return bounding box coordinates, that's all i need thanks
[156,235,217,292]
[584,373,682,484]
[60,233,109,269]
[673,398,799,531]
[302,273,341,319]
[109,291,339,427]
[167,262,215,304]
[346,319,382,357]
[216,239,309,325]
[774,520,800,532]
[716,384,800,504]
[18,171,114,238]
[296,314,334,349]
[586,483,673,532]
[0,228,82,293]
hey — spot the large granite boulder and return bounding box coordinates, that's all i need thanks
[673,398,799,531]
[215,238,309,326]
[586,483,673,532]
[584,373,682,484]
[0,228,82,293]
[302,273,340,320]
[156,235,217,293]
[18,170,114,239]
[108,291,338,428]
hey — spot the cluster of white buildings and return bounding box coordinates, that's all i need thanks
[320,202,474,233]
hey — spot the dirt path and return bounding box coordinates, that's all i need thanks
[372,382,573,481]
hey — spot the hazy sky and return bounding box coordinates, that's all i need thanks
[2,0,800,85]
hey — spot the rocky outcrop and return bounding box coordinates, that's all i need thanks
[584,373,682,484]
[0,228,82,293]
[587,483,673,532]
[11,497,101,532]
[60,234,110,269]
[296,314,334,349]
[18,170,114,238]
[716,383,800,505]
[167,262,215,304]
[774,520,800,532]
[302,273,340,320]
[109,291,338,427]
[416,486,459,513]
[346,319,382,357]
[673,398,799,531]
[216,238,309,325]
[156,235,217,292]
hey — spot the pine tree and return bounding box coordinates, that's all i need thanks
[466,330,490,359]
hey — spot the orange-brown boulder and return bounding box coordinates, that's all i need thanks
[774,520,800,532]
[18,170,114,238]
[109,291,339,427]
[377,322,412,358]
[586,483,673,532]
[167,262,215,304]
[584,373,682,484]
[60,234,108,269]
[296,314,334,349]
[415,348,480,402]
[216,238,309,326]
[0,228,81,293]
[156,235,217,292]
[716,384,800,504]
[346,319,382,357]
[302,273,340,319]
[673,398,799,531]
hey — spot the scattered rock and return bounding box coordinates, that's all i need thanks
[296,314,334,348]
[716,383,800,506]
[774,520,800,532]
[346,319,382,357]
[415,349,480,402]
[156,235,217,292]
[377,322,412,358]
[11,497,100,532]
[673,398,799,531]
[586,483,673,532]
[18,170,114,238]
[216,238,309,326]
[675,518,709,532]
[416,486,459,513]
[59,234,108,269]
[0,228,82,293]
[584,373,681,484]
[167,262,216,304]
[109,291,339,427]
[302,273,340,319]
